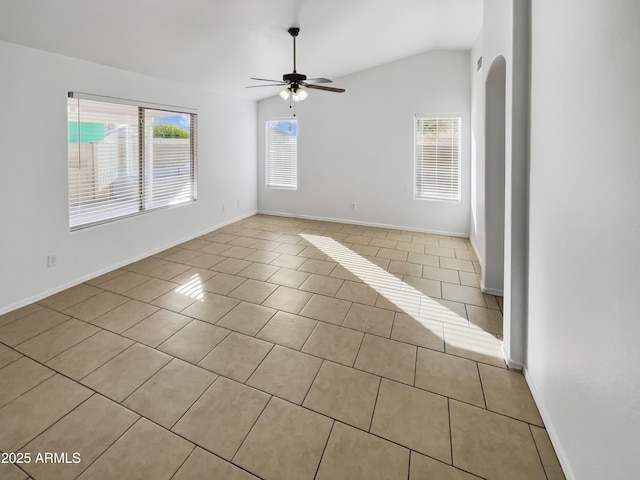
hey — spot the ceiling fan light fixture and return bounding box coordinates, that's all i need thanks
[279,88,291,100]
[292,87,308,102]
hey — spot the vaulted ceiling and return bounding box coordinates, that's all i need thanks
[0,0,482,100]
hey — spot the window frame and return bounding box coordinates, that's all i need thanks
[67,92,197,231]
[265,118,298,190]
[413,115,462,203]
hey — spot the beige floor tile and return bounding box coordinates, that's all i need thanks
[182,292,240,324]
[403,275,442,298]
[376,247,408,262]
[211,257,252,274]
[440,257,475,273]
[0,357,54,407]
[245,250,281,264]
[303,361,379,430]
[85,269,127,286]
[444,324,506,368]
[146,261,191,280]
[237,262,280,281]
[265,286,313,314]
[251,239,283,252]
[423,265,461,284]
[271,252,306,267]
[299,274,344,296]
[302,322,364,366]
[407,251,440,267]
[77,418,193,480]
[170,268,217,286]
[206,233,237,244]
[177,238,211,250]
[388,260,423,277]
[342,303,394,337]
[124,358,217,428]
[455,248,478,261]
[183,252,226,268]
[478,364,543,425]
[229,279,278,304]
[459,271,482,288]
[122,309,191,347]
[0,308,70,347]
[63,291,130,322]
[82,343,171,402]
[298,259,337,275]
[46,330,134,380]
[97,271,150,294]
[21,394,139,480]
[247,346,322,404]
[90,299,159,333]
[300,294,351,325]
[421,298,469,326]
[350,244,380,257]
[151,289,200,312]
[216,301,277,336]
[266,267,310,288]
[371,379,451,462]
[124,277,177,302]
[467,305,503,335]
[335,281,379,306]
[0,344,22,368]
[0,304,44,328]
[396,241,425,254]
[222,245,257,259]
[38,284,103,311]
[0,462,28,480]
[234,397,333,480]
[425,245,456,258]
[0,374,91,451]
[530,426,567,480]
[316,421,409,480]
[329,264,362,282]
[201,272,246,295]
[415,348,485,407]
[199,332,273,382]
[391,312,444,351]
[410,451,483,480]
[355,334,416,385]
[158,320,230,364]
[370,238,398,249]
[441,284,486,309]
[450,400,546,480]
[173,377,269,460]
[162,248,202,264]
[173,447,259,480]
[256,311,317,350]
[484,293,501,310]
[199,241,233,255]
[15,319,99,362]
[298,245,328,260]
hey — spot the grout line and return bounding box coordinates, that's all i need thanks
[168,444,197,480]
[447,398,454,467]
[229,394,273,463]
[529,423,551,480]
[312,420,335,480]
[367,376,383,432]
[300,359,326,407]
[477,362,488,409]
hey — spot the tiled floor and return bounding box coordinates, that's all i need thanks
[0,215,565,480]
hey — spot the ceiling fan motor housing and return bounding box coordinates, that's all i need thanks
[283,72,307,83]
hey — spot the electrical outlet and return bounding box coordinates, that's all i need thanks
[47,254,58,268]
[351,202,357,210]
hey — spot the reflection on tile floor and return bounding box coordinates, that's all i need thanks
[0,215,565,480]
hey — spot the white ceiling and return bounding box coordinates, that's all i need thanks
[0,0,482,100]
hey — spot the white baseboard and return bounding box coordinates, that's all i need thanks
[524,367,576,480]
[469,235,484,266]
[257,210,470,238]
[481,281,504,297]
[0,211,257,316]
[501,342,524,370]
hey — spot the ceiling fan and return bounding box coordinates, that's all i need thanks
[247,27,345,102]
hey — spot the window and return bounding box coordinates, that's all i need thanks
[67,93,197,230]
[414,116,461,201]
[266,119,297,189]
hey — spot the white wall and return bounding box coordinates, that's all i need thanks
[257,50,471,236]
[0,41,257,314]
[527,1,640,478]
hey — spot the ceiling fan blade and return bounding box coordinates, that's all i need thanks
[246,83,286,88]
[304,77,333,84]
[301,82,345,93]
[250,77,283,83]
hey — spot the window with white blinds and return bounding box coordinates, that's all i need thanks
[266,119,297,189]
[67,94,196,230]
[414,116,461,201]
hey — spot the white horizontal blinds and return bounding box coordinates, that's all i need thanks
[144,109,196,209]
[68,95,197,230]
[266,119,297,189]
[68,98,140,229]
[415,117,461,201]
